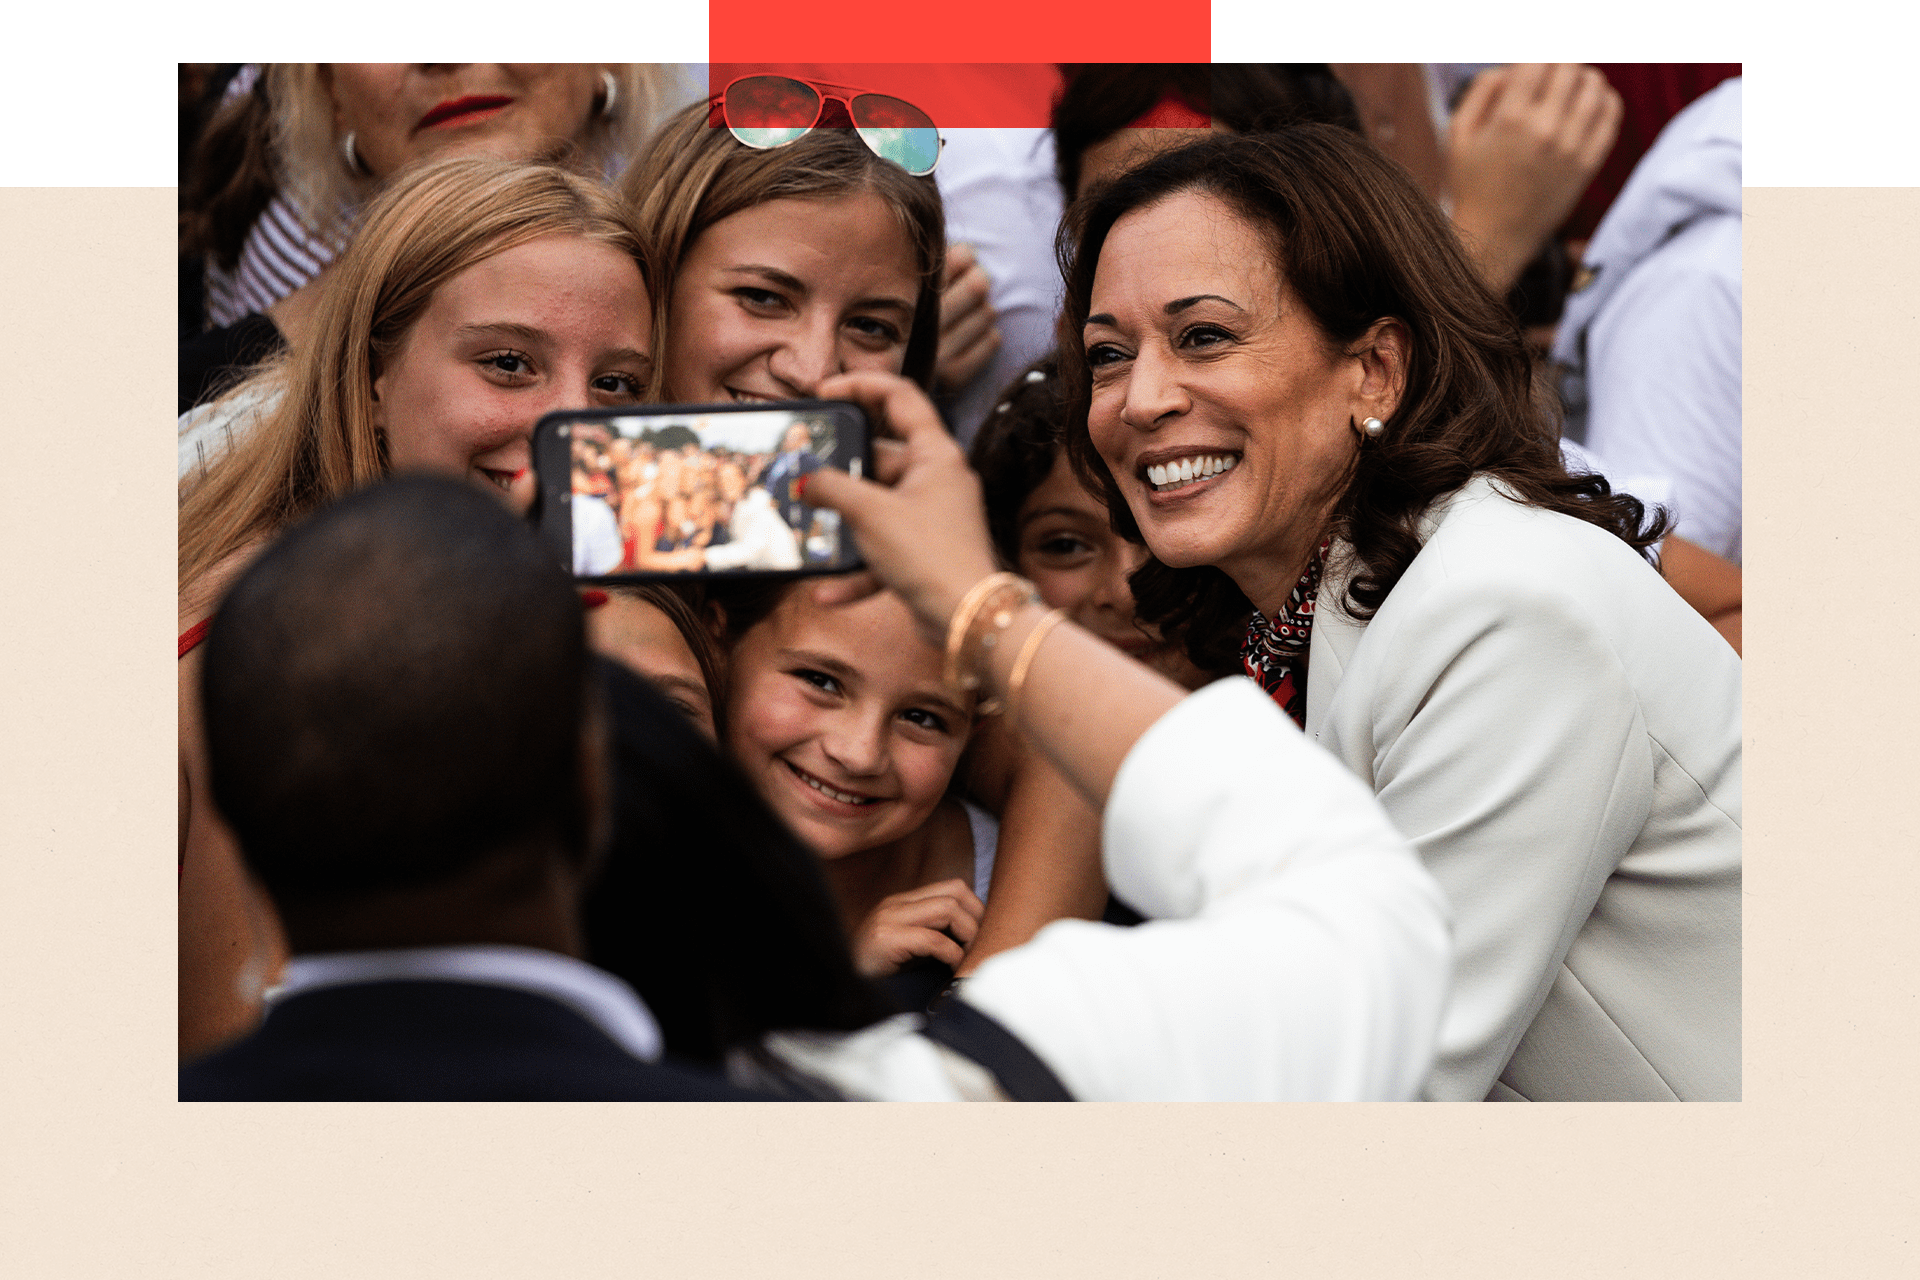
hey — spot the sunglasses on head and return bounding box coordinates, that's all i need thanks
[715,74,944,177]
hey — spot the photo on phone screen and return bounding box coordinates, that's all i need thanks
[533,401,869,580]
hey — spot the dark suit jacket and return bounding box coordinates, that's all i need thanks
[761,449,822,528]
[179,980,777,1101]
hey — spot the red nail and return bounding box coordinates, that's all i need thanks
[580,589,608,609]
[794,474,810,501]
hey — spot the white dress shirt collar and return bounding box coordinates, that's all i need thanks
[274,944,662,1063]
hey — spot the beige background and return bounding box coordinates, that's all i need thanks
[0,175,1910,1274]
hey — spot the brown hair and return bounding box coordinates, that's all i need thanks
[967,353,1067,567]
[180,157,651,596]
[179,69,279,269]
[621,98,945,395]
[1057,128,1666,673]
[604,582,728,732]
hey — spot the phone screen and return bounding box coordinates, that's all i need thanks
[533,400,869,580]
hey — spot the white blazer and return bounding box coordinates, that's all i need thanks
[756,681,1453,1101]
[1308,476,1741,1100]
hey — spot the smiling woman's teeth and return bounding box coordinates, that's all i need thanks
[1148,454,1237,491]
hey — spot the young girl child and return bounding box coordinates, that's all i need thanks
[970,355,1222,690]
[179,157,655,1058]
[721,583,987,981]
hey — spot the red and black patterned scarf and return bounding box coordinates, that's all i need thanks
[1240,539,1330,730]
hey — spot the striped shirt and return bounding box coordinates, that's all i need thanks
[203,191,352,327]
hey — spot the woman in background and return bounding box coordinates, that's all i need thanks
[181,64,673,414]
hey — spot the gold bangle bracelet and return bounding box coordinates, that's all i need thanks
[1005,608,1068,724]
[944,571,1027,694]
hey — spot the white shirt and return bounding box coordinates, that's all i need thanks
[1553,79,1742,563]
[573,494,625,575]
[179,382,278,481]
[1309,477,1741,1101]
[933,128,1067,447]
[702,488,802,571]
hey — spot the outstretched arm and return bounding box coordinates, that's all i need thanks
[803,372,1450,1099]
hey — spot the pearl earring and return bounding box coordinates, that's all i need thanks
[1362,416,1385,438]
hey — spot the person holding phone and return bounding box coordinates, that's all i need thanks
[956,355,1231,969]
[178,157,656,1059]
[700,456,803,571]
[706,369,1456,1100]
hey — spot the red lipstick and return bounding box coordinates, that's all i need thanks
[417,96,514,131]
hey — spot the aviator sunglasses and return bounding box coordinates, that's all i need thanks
[716,74,945,176]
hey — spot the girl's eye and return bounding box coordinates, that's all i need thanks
[483,351,534,378]
[734,286,787,312]
[900,706,949,734]
[592,372,645,398]
[791,668,841,696]
[846,314,904,346]
[1032,532,1096,562]
[1085,342,1129,369]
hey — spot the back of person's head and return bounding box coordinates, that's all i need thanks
[621,97,946,389]
[202,475,591,908]
[180,156,649,592]
[1052,64,1360,198]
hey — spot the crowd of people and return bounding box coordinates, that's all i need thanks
[177,63,1742,1101]
[567,422,828,575]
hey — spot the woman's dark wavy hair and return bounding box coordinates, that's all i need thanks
[1057,128,1668,674]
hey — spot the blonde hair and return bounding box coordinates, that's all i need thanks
[180,157,650,593]
[621,97,946,394]
[266,64,674,243]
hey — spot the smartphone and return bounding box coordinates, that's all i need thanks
[532,400,870,580]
